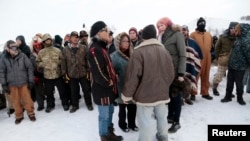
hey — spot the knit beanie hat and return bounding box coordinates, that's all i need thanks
[228,22,239,29]
[128,27,138,35]
[90,21,107,37]
[197,17,206,26]
[141,24,157,40]
[54,35,63,44]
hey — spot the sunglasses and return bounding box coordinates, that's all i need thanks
[100,28,108,33]
[8,46,18,51]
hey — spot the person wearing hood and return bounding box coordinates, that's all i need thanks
[16,35,31,57]
[0,40,35,124]
[36,33,70,113]
[190,17,213,100]
[87,21,123,141]
[110,32,138,132]
[54,35,64,51]
[221,23,250,105]
[122,24,175,141]
[212,22,238,96]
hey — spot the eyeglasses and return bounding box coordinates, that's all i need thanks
[8,46,18,51]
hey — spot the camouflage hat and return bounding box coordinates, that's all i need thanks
[42,33,52,42]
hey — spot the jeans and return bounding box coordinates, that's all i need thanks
[98,104,114,136]
[137,104,168,141]
[168,91,182,123]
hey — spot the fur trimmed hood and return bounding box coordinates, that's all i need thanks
[114,32,133,59]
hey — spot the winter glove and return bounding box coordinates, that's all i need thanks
[2,84,10,94]
[63,74,70,83]
[86,71,90,81]
[28,82,34,90]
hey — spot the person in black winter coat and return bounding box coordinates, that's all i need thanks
[16,35,31,58]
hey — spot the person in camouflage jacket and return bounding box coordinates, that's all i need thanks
[36,33,70,113]
[61,31,93,113]
[221,23,250,105]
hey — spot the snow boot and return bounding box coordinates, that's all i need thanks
[237,96,246,105]
[221,93,232,103]
[108,124,123,141]
[100,136,108,141]
[212,83,220,96]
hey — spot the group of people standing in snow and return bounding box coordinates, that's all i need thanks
[0,16,250,141]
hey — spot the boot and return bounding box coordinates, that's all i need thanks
[100,136,108,141]
[237,96,246,105]
[221,94,232,103]
[108,124,123,141]
[212,83,220,96]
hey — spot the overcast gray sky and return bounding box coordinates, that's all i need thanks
[0,0,249,45]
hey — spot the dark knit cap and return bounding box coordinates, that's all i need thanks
[197,17,206,26]
[90,21,107,37]
[228,22,239,29]
[141,24,157,40]
[54,35,63,44]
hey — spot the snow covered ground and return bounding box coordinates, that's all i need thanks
[1,65,250,141]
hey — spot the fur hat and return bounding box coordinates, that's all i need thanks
[128,27,138,35]
[54,35,63,44]
[197,17,206,26]
[228,22,239,29]
[141,24,157,40]
[90,21,107,37]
